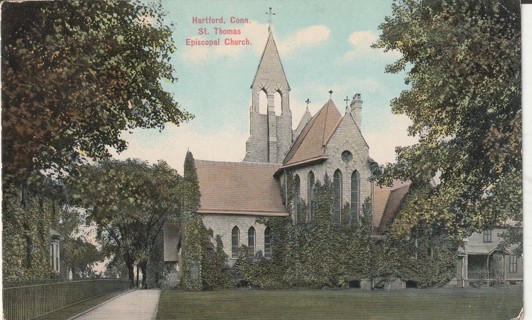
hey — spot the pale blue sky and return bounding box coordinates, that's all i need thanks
[114,0,419,171]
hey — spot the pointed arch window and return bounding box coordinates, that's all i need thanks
[274,91,282,115]
[258,89,267,114]
[248,227,256,255]
[333,169,342,223]
[307,171,315,222]
[264,227,272,258]
[231,226,240,259]
[294,175,301,224]
[351,171,360,224]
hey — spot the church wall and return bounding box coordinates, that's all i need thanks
[244,112,268,162]
[325,115,371,209]
[289,115,371,222]
[276,112,293,163]
[201,214,268,265]
[163,220,179,262]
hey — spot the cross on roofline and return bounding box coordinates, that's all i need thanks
[329,90,333,98]
[266,7,275,31]
[344,96,350,107]
[305,98,311,110]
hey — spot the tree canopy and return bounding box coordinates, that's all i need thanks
[2,0,192,182]
[374,0,521,239]
[66,159,182,287]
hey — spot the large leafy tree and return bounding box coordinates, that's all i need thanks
[58,208,103,279]
[66,159,182,288]
[2,0,192,182]
[374,0,521,240]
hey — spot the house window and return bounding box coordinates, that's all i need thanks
[509,255,517,273]
[483,229,492,243]
[307,171,315,222]
[333,169,342,223]
[351,171,360,224]
[248,227,256,256]
[264,227,272,258]
[231,226,240,259]
[294,175,300,224]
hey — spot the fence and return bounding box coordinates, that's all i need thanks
[2,278,131,320]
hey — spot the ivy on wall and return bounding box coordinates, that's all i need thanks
[184,168,458,290]
[228,172,457,289]
[2,182,62,283]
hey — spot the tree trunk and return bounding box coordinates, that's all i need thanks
[141,262,148,289]
[136,265,140,288]
[126,262,135,288]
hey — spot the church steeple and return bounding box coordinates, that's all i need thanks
[244,22,292,164]
[250,31,290,106]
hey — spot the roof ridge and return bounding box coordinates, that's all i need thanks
[195,159,282,168]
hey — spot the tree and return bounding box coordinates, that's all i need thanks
[58,208,103,279]
[373,0,521,240]
[180,151,205,291]
[2,0,192,182]
[66,159,182,288]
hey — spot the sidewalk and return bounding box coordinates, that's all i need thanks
[72,289,161,320]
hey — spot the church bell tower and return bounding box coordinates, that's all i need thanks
[244,22,292,163]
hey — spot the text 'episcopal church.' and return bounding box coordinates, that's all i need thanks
[163,27,409,267]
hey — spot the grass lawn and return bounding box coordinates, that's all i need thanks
[156,287,522,320]
[35,291,127,320]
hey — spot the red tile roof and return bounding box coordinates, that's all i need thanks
[195,160,289,217]
[372,180,411,233]
[283,99,342,167]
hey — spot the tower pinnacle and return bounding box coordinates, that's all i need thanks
[266,7,275,31]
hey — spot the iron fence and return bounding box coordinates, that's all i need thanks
[2,278,130,320]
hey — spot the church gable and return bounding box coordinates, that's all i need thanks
[283,99,342,167]
[324,111,369,165]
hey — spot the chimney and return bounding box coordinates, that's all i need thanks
[350,93,363,127]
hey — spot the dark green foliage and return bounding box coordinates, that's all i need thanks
[2,184,61,282]
[374,0,521,242]
[180,151,205,291]
[2,0,192,181]
[201,236,231,289]
[232,248,279,289]
[146,231,173,288]
[397,231,459,288]
[58,207,103,279]
[226,175,456,290]
[66,159,182,288]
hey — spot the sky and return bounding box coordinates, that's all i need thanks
[112,0,420,173]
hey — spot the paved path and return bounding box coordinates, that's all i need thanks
[74,289,161,320]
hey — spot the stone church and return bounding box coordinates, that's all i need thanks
[163,27,404,268]
[163,27,522,288]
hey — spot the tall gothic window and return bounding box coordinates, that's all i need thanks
[294,175,301,224]
[307,171,315,222]
[248,227,256,256]
[264,227,272,258]
[231,226,240,259]
[274,91,282,115]
[333,169,342,223]
[351,171,360,224]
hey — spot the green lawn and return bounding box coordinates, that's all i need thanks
[157,287,522,320]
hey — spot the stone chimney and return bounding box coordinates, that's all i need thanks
[350,93,363,128]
